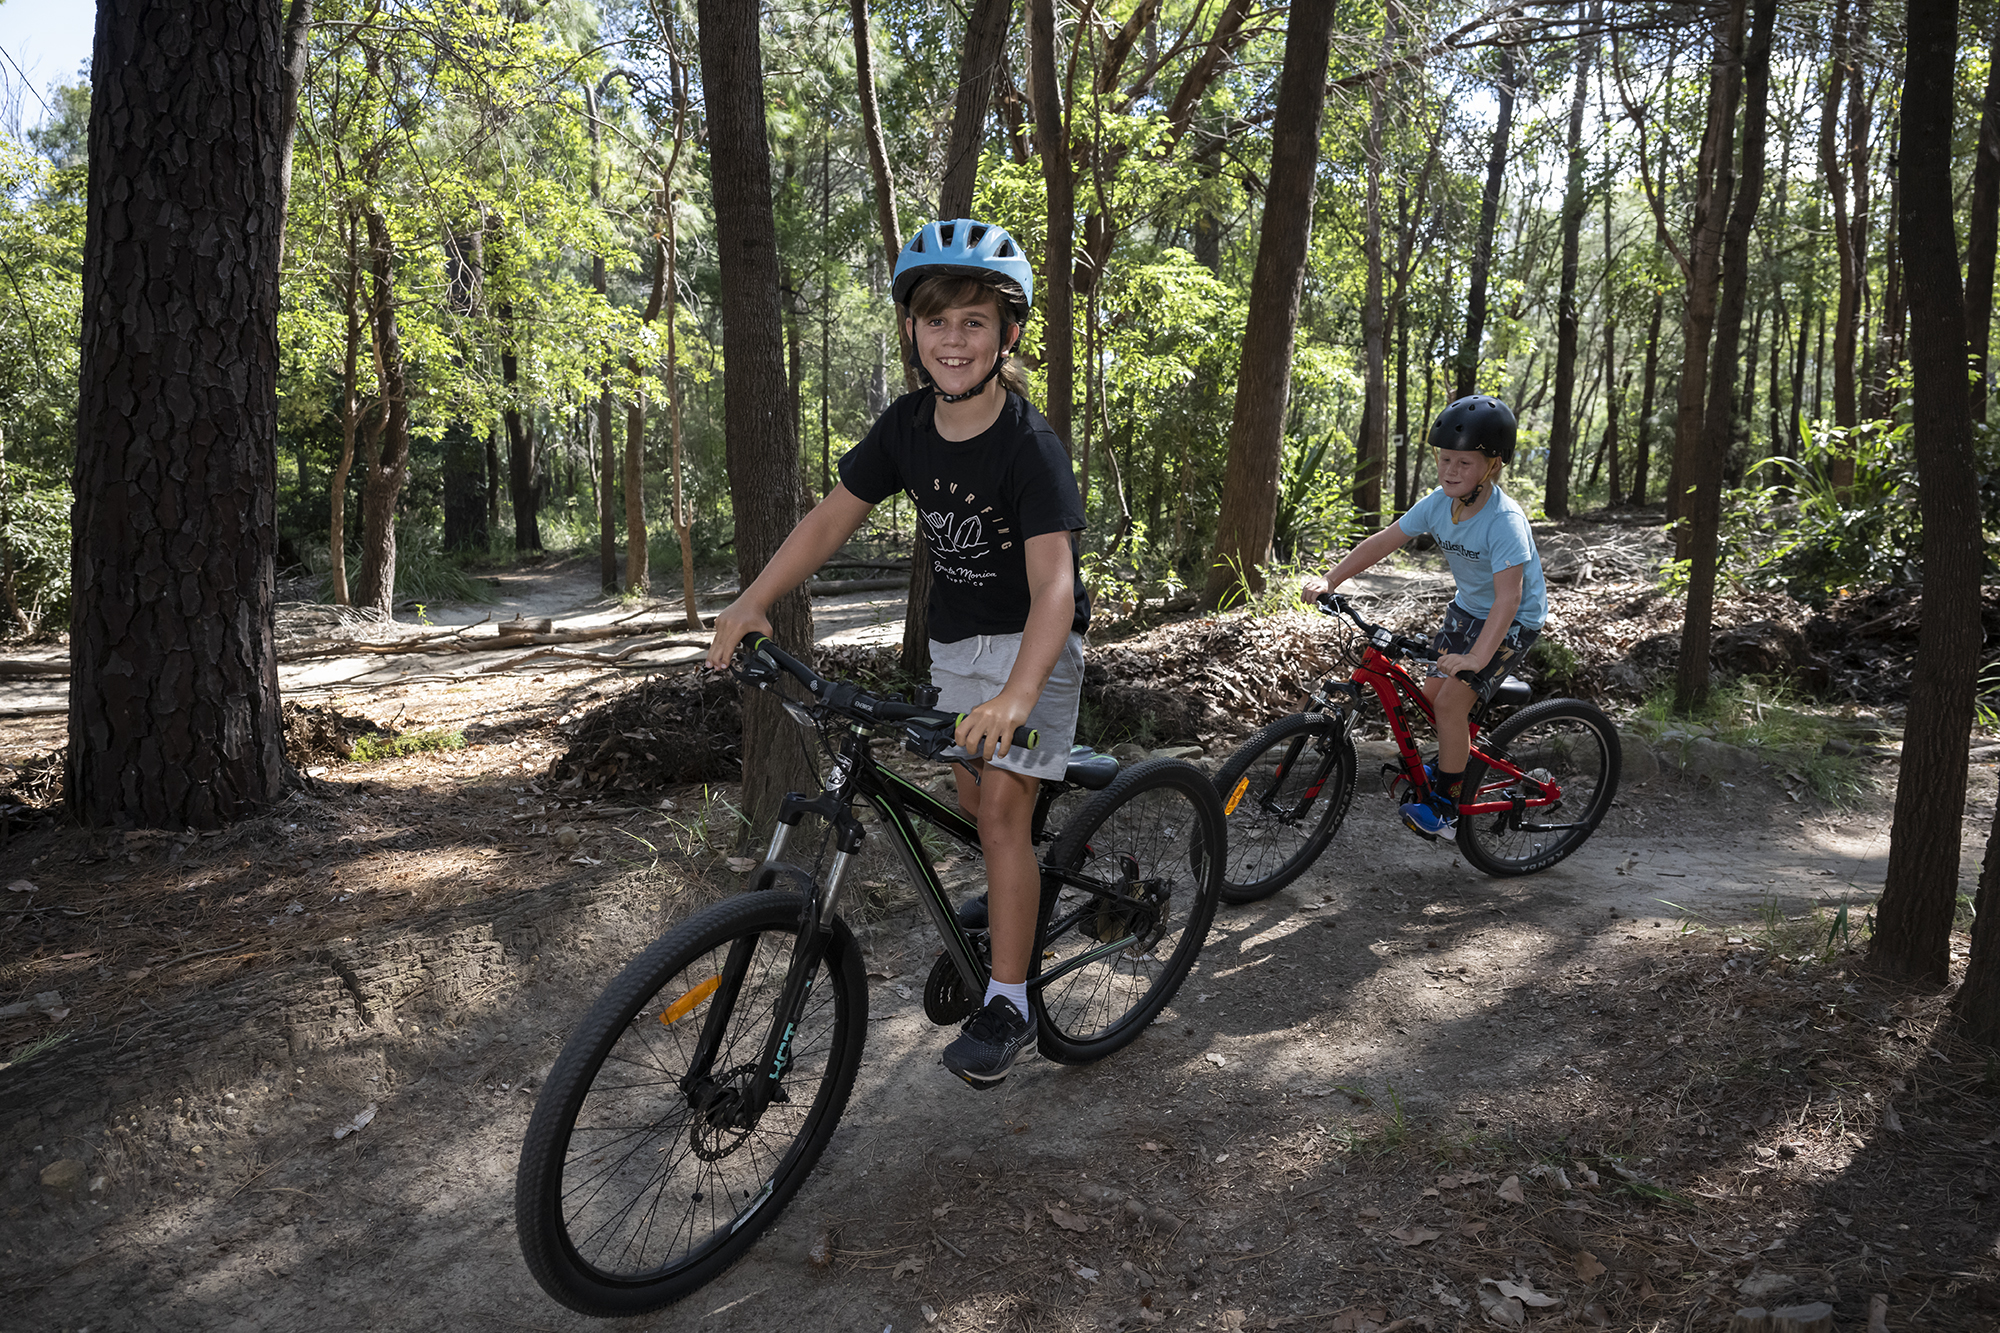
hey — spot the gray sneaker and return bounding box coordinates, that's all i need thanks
[942,996,1033,1089]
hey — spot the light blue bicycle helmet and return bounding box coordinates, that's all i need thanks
[892,219,1034,322]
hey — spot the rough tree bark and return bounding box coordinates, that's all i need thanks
[1028,0,1075,446]
[1667,0,1745,545]
[1546,1,1599,520]
[1872,0,1985,987]
[1200,0,1334,607]
[1456,41,1516,400]
[1674,0,1773,714]
[1355,1,1393,529]
[1965,13,2000,423]
[70,0,291,827]
[351,209,411,613]
[699,0,815,842]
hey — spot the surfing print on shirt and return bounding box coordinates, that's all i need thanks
[837,390,1090,642]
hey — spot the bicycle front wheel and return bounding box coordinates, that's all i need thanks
[1035,758,1224,1064]
[515,890,867,1316]
[1211,711,1356,903]
[1456,699,1621,876]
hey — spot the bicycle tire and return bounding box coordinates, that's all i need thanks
[1034,758,1224,1063]
[515,890,866,1316]
[1456,698,1621,877]
[1211,712,1356,903]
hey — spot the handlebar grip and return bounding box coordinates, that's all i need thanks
[952,714,1039,751]
[1316,591,1347,615]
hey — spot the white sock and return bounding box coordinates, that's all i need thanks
[983,978,1029,1020]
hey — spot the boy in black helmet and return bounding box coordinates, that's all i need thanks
[1301,395,1547,839]
[707,219,1088,1089]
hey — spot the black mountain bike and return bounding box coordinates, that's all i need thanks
[515,633,1225,1316]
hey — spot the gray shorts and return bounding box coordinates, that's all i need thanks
[1428,602,1539,703]
[929,631,1086,781]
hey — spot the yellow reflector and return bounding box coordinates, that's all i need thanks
[1223,777,1250,816]
[661,974,722,1025]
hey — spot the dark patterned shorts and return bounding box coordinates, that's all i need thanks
[1428,602,1540,702]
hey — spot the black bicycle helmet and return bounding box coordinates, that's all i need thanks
[1429,395,1517,464]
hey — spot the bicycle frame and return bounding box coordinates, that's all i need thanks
[1319,635,1574,828]
[718,716,1142,1123]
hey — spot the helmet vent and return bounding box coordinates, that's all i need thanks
[967,224,988,246]
[939,223,955,246]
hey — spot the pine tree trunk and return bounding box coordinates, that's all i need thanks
[70,0,291,828]
[1873,0,1984,986]
[1675,0,1772,713]
[1201,0,1334,606]
[699,0,815,843]
[1355,3,1392,528]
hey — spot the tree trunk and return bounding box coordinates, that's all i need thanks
[1354,2,1392,529]
[1456,43,1516,399]
[1029,0,1075,447]
[1953,796,2000,1045]
[625,222,666,596]
[587,82,618,593]
[330,212,362,606]
[70,0,291,828]
[1674,0,1772,714]
[1820,0,1872,495]
[1668,0,1746,546]
[352,209,410,614]
[1966,15,2000,423]
[665,170,701,632]
[1546,2,1600,521]
[1872,0,1985,987]
[499,297,540,552]
[1633,287,1662,505]
[937,0,1011,219]
[1200,0,1333,607]
[699,0,815,843]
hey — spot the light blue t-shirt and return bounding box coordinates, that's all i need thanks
[1396,485,1547,630]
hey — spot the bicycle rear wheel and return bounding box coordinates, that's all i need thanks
[1034,759,1223,1063]
[1211,711,1356,903]
[515,890,866,1316]
[1456,699,1621,876]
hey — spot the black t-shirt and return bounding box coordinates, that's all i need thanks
[839,390,1091,643]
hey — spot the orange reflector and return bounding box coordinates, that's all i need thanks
[661,974,722,1025]
[1223,777,1250,816]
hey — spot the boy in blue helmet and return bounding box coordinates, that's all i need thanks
[1301,395,1547,839]
[707,220,1089,1089]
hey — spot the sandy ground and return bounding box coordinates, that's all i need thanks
[1,564,1994,1333]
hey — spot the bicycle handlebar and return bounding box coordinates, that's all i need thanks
[1316,592,1481,686]
[732,633,1038,753]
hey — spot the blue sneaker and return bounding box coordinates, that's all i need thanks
[1400,793,1456,840]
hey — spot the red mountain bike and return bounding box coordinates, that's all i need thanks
[1213,593,1621,900]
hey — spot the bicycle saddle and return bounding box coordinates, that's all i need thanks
[1063,746,1120,790]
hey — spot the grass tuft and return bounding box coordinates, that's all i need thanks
[348,729,466,763]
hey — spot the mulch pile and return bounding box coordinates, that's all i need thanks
[544,670,744,792]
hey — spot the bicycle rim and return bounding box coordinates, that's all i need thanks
[1213,713,1354,902]
[1456,700,1621,876]
[1035,759,1223,1063]
[515,891,865,1315]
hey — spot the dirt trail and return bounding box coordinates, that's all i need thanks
[0,563,1994,1332]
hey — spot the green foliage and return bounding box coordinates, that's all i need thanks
[348,728,467,762]
[0,465,71,636]
[1716,413,1931,606]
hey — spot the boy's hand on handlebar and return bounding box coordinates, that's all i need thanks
[1300,574,1331,604]
[1436,651,1483,682]
[705,601,771,670]
[956,690,1033,762]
